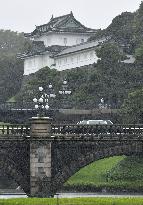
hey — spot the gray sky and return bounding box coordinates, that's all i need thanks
[0,0,142,33]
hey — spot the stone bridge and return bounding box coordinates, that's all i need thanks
[0,118,143,197]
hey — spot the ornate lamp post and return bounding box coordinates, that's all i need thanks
[98,98,104,109]
[33,80,71,117]
[33,84,56,117]
[59,80,71,108]
[31,81,71,198]
[98,98,108,109]
[59,80,71,95]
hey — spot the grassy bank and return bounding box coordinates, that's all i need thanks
[64,155,143,192]
[1,197,143,205]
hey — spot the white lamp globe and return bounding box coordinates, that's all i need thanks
[39,86,43,91]
[45,104,49,110]
[65,90,71,94]
[63,80,67,85]
[49,84,52,89]
[50,93,56,98]
[35,104,39,109]
[33,98,38,103]
[59,90,63,94]
[39,98,44,103]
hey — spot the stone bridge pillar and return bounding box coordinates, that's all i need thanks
[30,117,53,197]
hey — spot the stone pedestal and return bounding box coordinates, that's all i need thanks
[30,117,52,138]
[29,117,53,197]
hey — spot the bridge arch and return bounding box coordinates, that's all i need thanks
[0,154,29,195]
[53,142,143,191]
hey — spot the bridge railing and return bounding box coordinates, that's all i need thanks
[0,124,30,136]
[51,124,143,137]
[0,123,143,138]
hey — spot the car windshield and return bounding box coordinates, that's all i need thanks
[77,120,88,125]
[77,120,113,125]
[87,120,107,125]
[105,120,113,125]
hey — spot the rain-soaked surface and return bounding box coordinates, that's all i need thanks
[0,191,143,199]
[55,192,143,198]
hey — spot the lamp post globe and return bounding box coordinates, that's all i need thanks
[39,98,44,103]
[45,104,49,110]
[33,98,38,103]
[49,84,52,89]
[39,86,43,92]
[35,104,39,109]
[33,80,71,117]
[63,80,67,85]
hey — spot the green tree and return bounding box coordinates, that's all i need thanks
[94,43,125,106]
[134,1,143,40]
[120,88,143,123]
[15,67,59,102]
[0,56,24,102]
[135,42,143,65]
[0,30,31,57]
[0,30,31,101]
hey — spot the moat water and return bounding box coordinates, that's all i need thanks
[0,190,143,199]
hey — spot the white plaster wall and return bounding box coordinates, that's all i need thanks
[24,53,54,75]
[55,48,99,71]
[24,47,99,75]
[34,32,91,47]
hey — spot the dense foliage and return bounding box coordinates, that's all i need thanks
[0,30,29,57]
[0,30,31,102]
[120,88,143,123]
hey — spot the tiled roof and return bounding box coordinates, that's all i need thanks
[54,38,107,57]
[24,12,97,37]
[18,41,68,59]
[18,37,108,59]
[45,45,68,55]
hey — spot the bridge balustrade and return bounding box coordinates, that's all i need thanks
[51,124,143,139]
[0,123,143,138]
[0,124,30,136]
